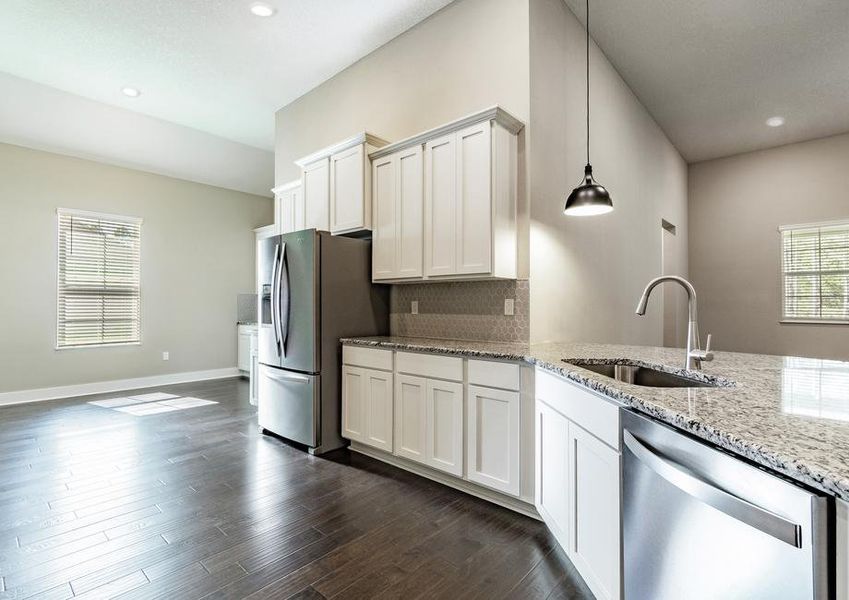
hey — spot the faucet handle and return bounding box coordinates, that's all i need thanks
[690,334,714,362]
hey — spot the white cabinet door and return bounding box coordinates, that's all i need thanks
[238,333,251,372]
[342,365,366,443]
[466,385,520,496]
[372,154,396,280]
[535,401,570,553]
[424,133,457,276]
[302,157,330,231]
[396,146,423,278]
[276,187,297,234]
[363,369,393,453]
[426,379,464,476]
[330,144,366,234]
[394,374,427,465]
[291,186,305,231]
[568,424,621,600]
[274,194,286,234]
[455,122,492,274]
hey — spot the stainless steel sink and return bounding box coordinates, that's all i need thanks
[563,360,721,388]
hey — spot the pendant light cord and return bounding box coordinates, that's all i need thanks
[586,0,590,167]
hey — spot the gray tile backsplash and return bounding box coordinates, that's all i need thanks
[390,280,529,343]
[237,293,257,323]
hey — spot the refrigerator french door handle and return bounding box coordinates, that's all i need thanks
[623,430,803,548]
[279,242,290,355]
[270,243,282,355]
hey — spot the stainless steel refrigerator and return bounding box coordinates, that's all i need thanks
[257,229,388,455]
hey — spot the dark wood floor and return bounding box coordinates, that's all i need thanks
[0,377,592,599]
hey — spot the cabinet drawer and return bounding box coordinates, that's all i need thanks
[535,368,620,450]
[468,359,520,391]
[396,351,462,382]
[343,346,393,371]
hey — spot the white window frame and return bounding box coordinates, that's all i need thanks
[779,219,849,325]
[55,208,144,349]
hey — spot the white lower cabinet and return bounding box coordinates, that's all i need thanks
[467,384,520,496]
[238,324,257,373]
[342,347,532,516]
[342,366,366,442]
[394,374,427,464]
[568,423,621,600]
[535,400,570,546]
[342,365,393,452]
[363,369,393,452]
[536,368,622,600]
[425,379,464,477]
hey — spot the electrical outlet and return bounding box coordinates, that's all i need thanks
[411,300,419,315]
[162,351,170,361]
[504,299,515,316]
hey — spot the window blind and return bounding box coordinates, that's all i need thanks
[781,220,849,322]
[57,209,142,348]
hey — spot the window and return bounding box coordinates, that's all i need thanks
[781,220,849,323]
[57,208,142,348]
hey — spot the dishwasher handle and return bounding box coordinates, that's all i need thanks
[623,430,803,548]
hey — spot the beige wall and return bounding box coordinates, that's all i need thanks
[0,143,273,393]
[689,132,849,360]
[528,0,688,344]
[274,0,530,184]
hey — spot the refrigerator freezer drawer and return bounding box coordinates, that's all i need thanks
[258,365,320,447]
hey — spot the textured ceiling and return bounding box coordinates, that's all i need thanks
[0,0,455,150]
[563,0,849,162]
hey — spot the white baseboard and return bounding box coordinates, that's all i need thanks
[349,442,540,521]
[0,368,242,407]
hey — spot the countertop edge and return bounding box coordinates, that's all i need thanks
[340,337,849,501]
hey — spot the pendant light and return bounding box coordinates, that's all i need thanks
[564,0,613,216]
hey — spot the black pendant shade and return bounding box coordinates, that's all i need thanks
[564,0,613,217]
[564,164,613,216]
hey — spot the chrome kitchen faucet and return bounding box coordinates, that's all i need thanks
[635,276,714,370]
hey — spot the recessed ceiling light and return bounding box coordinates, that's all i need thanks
[249,2,276,17]
[766,116,785,127]
[121,87,141,98]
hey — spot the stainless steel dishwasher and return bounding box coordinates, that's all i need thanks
[621,410,832,599]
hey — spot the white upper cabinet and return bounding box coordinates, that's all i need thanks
[272,180,303,234]
[372,146,424,281]
[455,122,492,275]
[369,106,522,283]
[301,157,330,231]
[330,145,366,234]
[425,133,458,276]
[296,133,389,235]
[396,148,425,278]
[372,154,397,279]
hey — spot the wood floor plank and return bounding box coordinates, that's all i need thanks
[0,377,589,599]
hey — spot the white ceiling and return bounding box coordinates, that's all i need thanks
[0,0,455,151]
[0,73,274,196]
[563,0,849,162]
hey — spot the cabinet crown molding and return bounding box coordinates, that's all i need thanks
[271,179,302,194]
[295,132,390,168]
[369,106,525,160]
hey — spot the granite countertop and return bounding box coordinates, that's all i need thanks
[341,335,849,502]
